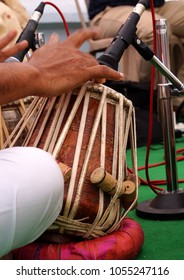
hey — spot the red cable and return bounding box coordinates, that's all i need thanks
[138,154,184,171]
[176,148,184,154]
[44,1,70,36]
[127,167,163,191]
[132,153,184,188]
[144,0,161,194]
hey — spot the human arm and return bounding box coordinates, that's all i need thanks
[0,28,124,105]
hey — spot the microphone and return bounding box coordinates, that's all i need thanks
[97,0,150,70]
[5,2,45,63]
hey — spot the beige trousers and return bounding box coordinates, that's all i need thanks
[90,1,184,85]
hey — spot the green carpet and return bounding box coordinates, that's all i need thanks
[126,138,184,260]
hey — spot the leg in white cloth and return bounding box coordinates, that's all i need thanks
[0,146,64,257]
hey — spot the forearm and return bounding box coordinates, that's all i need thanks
[0,62,40,105]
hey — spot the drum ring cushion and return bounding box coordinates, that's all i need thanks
[13,218,144,260]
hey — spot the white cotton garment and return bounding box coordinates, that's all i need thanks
[0,147,64,257]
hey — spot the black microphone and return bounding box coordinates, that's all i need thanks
[5,2,45,63]
[97,0,150,70]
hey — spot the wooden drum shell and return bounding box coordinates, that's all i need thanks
[5,83,138,239]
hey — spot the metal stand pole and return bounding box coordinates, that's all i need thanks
[136,19,184,220]
[158,84,178,191]
[155,18,178,191]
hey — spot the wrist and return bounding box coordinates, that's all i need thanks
[0,62,41,105]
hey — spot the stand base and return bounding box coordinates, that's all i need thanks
[136,189,184,220]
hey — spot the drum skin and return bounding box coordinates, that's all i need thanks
[13,218,144,260]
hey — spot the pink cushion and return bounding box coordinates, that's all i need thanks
[13,218,144,260]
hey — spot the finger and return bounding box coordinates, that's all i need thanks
[87,65,124,81]
[64,28,99,49]
[0,40,28,61]
[0,30,18,49]
[92,78,107,84]
[47,33,60,44]
[7,40,28,55]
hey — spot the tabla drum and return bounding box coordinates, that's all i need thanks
[4,82,138,239]
[0,97,33,149]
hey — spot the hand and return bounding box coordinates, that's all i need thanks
[0,28,124,105]
[0,30,28,62]
[27,28,124,97]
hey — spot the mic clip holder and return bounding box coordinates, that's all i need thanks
[34,32,45,49]
[131,35,184,95]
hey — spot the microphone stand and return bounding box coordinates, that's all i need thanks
[96,0,184,219]
[133,19,184,219]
